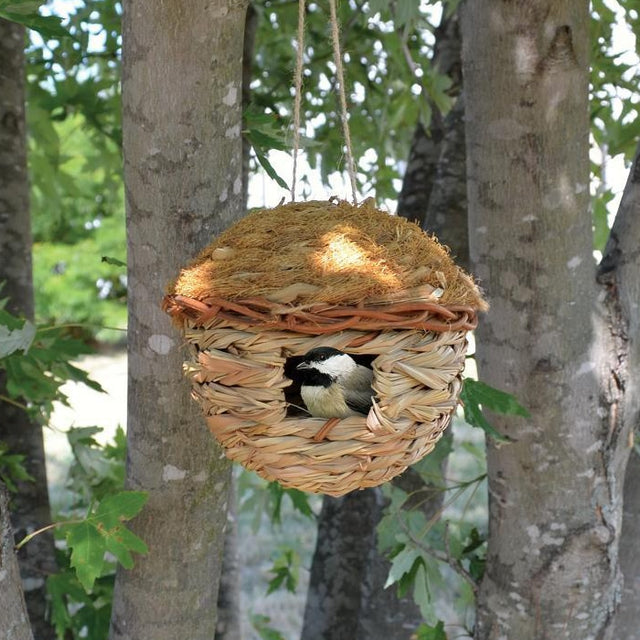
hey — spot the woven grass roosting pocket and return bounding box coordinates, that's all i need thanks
[163,199,487,496]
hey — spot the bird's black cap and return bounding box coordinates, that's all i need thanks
[300,346,345,362]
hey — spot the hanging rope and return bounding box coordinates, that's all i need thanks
[291,0,306,202]
[328,0,358,204]
[291,0,358,204]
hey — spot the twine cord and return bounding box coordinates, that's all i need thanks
[291,0,358,204]
[328,0,358,204]
[291,0,306,202]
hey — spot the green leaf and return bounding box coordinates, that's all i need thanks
[460,379,529,442]
[394,0,421,27]
[254,150,289,190]
[64,491,148,591]
[464,379,530,417]
[468,553,486,582]
[0,319,36,357]
[416,620,448,640]
[251,614,287,640]
[0,442,34,492]
[47,568,114,640]
[67,521,105,591]
[267,548,299,594]
[461,527,485,555]
[367,0,392,15]
[101,255,127,267]
[93,490,149,525]
[47,572,79,637]
[284,487,314,518]
[385,545,422,589]
[247,128,289,152]
[0,4,70,39]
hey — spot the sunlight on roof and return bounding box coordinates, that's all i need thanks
[311,229,401,287]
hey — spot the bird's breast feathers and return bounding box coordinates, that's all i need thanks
[301,383,357,419]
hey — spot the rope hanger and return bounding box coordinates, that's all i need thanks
[291,0,359,205]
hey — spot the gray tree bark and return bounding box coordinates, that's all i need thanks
[603,143,640,640]
[0,484,34,640]
[0,18,57,640]
[109,1,248,639]
[213,9,259,637]
[397,15,469,270]
[0,20,32,317]
[301,489,414,640]
[462,3,638,638]
[215,478,241,640]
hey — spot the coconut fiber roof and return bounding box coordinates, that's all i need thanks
[168,199,487,313]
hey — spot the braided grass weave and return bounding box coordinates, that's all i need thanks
[164,200,485,496]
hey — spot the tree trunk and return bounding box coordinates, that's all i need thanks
[215,477,241,640]
[0,19,32,318]
[397,14,467,269]
[301,490,384,640]
[109,1,248,639]
[213,9,259,636]
[602,142,640,640]
[616,451,640,638]
[0,484,34,640]
[241,3,258,205]
[420,95,469,271]
[0,18,57,640]
[462,3,636,638]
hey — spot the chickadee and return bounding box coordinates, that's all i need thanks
[296,347,374,419]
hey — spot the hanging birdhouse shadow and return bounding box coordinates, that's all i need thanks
[163,199,487,496]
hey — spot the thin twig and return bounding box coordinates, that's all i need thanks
[14,520,80,551]
[0,395,28,410]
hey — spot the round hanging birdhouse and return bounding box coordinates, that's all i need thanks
[163,199,487,496]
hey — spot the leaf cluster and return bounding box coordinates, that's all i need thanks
[238,469,317,531]
[46,428,145,640]
[45,489,147,639]
[378,461,486,633]
[33,212,128,340]
[0,441,34,492]
[0,303,104,423]
[249,0,451,200]
[590,0,640,250]
[267,547,300,595]
[21,1,127,336]
[26,0,123,244]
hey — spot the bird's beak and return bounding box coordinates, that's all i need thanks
[296,361,312,370]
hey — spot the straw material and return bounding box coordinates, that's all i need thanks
[163,199,485,496]
[167,199,488,311]
[182,324,467,496]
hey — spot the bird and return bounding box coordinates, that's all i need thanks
[295,346,374,419]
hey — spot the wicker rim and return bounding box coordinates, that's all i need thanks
[163,293,479,334]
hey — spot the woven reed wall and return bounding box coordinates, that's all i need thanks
[178,318,468,496]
